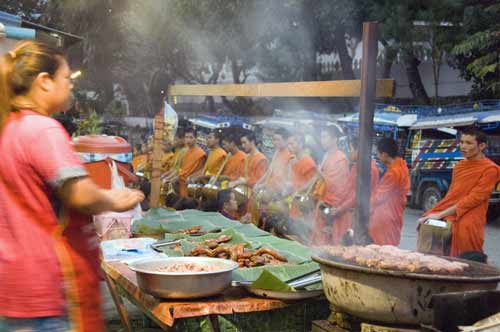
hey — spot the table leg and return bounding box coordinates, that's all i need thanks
[207,315,221,332]
[104,272,133,332]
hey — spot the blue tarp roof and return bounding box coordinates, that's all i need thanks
[0,11,22,27]
[411,110,500,129]
[0,10,82,45]
[340,100,500,130]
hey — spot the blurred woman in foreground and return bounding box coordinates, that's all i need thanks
[0,41,144,332]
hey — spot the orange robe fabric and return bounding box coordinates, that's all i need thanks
[266,149,293,192]
[291,156,317,191]
[290,156,317,219]
[203,147,227,176]
[337,160,380,215]
[311,150,351,245]
[245,152,268,223]
[131,154,148,172]
[178,146,206,197]
[246,152,268,188]
[424,158,500,256]
[222,150,246,181]
[369,157,410,246]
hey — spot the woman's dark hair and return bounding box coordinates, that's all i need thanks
[0,41,65,130]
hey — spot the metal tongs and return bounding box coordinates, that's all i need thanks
[150,239,182,252]
[232,269,322,290]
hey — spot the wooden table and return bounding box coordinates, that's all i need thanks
[103,261,326,332]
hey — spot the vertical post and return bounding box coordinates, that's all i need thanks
[354,22,378,245]
[150,108,164,208]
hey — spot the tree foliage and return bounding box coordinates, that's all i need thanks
[6,0,500,114]
[452,3,500,98]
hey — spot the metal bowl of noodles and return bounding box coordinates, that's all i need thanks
[129,257,239,299]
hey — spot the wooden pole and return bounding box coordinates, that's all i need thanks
[149,110,164,208]
[354,22,378,245]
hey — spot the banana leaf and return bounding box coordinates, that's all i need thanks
[179,209,208,216]
[159,248,185,257]
[232,223,270,237]
[160,229,254,256]
[203,214,241,229]
[233,262,320,283]
[255,236,312,262]
[250,270,295,292]
[161,220,218,234]
[131,208,185,236]
[145,208,181,219]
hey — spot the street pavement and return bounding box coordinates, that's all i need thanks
[401,208,500,267]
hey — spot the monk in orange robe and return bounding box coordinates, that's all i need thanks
[131,144,148,172]
[286,134,317,219]
[191,130,227,181]
[288,135,316,192]
[257,128,292,194]
[229,132,268,223]
[418,129,500,256]
[369,138,410,246]
[164,128,206,198]
[311,126,351,245]
[221,134,246,181]
[333,138,379,225]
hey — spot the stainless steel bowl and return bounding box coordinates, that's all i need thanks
[128,257,239,299]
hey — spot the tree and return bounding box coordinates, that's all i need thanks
[418,2,463,104]
[452,2,500,98]
[173,0,260,112]
[114,0,192,116]
[43,0,127,113]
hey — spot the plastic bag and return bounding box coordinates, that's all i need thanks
[110,159,126,189]
[163,101,178,143]
[93,160,142,240]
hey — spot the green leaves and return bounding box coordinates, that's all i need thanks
[451,2,500,98]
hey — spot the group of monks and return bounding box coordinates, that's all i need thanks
[132,126,500,258]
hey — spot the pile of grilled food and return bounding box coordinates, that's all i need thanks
[324,244,469,275]
[166,234,289,268]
